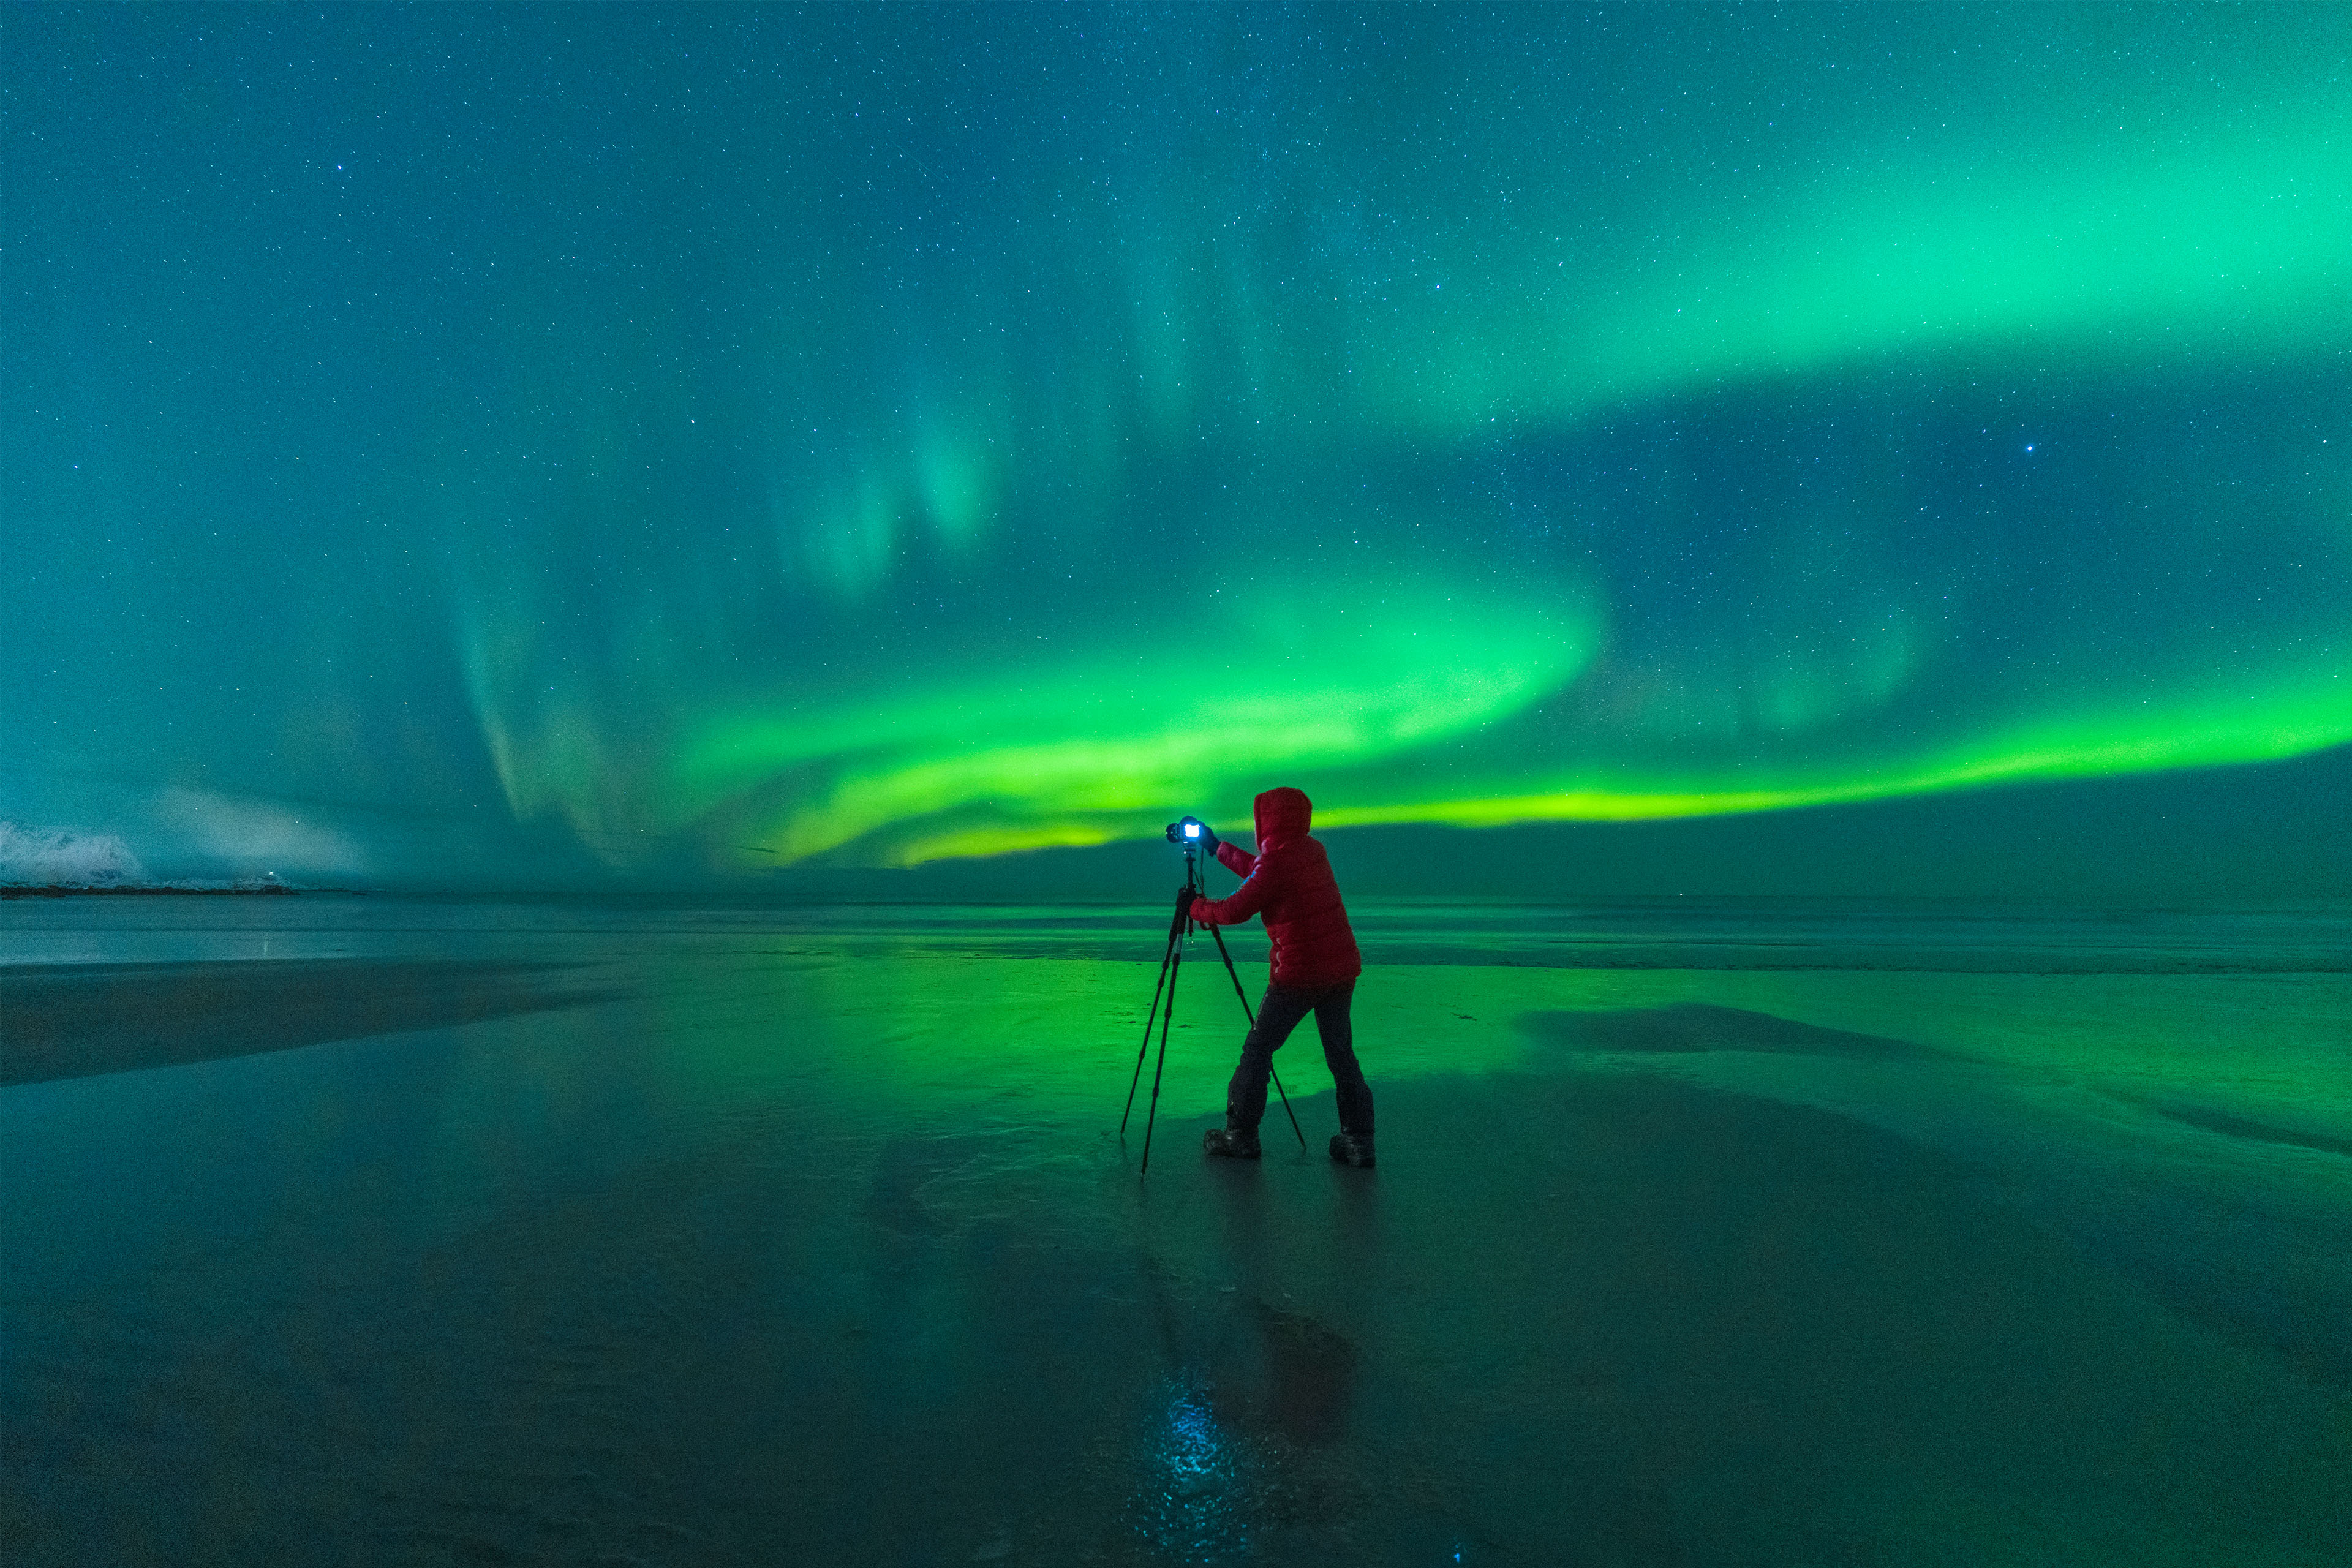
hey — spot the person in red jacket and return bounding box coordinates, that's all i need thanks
[1187,786,1375,1167]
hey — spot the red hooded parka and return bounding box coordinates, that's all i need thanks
[1188,787,1362,989]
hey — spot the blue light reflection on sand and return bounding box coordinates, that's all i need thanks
[1131,1378,1248,1561]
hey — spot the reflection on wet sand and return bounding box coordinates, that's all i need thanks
[1515,1001,1939,1057]
[0,959,625,1087]
[2,910,2346,1565]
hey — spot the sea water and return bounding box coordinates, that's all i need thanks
[4,897,2348,1566]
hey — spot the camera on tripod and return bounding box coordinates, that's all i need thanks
[1125,812,1302,1173]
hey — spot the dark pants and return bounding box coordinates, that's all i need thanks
[1227,979,1373,1139]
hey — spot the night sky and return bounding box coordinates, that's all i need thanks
[7,4,2350,891]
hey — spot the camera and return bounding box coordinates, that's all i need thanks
[1164,816,1207,845]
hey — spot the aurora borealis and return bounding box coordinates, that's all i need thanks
[7,4,2350,885]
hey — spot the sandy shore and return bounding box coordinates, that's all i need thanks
[2,904,2346,1564]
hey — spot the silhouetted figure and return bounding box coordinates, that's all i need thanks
[1186,788,1374,1167]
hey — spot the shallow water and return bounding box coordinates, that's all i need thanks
[3,897,2348,1566]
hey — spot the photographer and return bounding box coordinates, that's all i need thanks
[1185,787,1376,1167]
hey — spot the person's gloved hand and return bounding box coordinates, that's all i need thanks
[1193,821,1221,853]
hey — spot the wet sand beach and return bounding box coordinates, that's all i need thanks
[4,899,2347,1565]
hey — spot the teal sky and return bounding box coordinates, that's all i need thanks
[5,4,2349,891]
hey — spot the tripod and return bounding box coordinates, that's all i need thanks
[1120,842,1305,1174]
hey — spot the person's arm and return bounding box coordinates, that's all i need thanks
[1214,839,1257,879]
[1191,854,1278,927]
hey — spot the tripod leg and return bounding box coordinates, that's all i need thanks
[1208,924,1306,1149]
[1266,1066,1306,1149]
[1121,915,1185,1138]
[1208,923,1257,1026]
[1140,943,1181,1175]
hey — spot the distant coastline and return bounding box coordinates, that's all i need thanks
[0,883,338,900]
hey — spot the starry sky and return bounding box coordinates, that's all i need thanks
[7,4,2350,891]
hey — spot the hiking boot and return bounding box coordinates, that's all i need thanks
[1329,1132,1376,1169]
[1203,1127,1262,1160]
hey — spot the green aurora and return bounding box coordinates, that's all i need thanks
[7,4,2350,881]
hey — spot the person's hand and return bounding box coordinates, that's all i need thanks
[1193,820,1221,853]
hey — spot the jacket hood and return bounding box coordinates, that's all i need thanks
[1253,787,1313,853]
